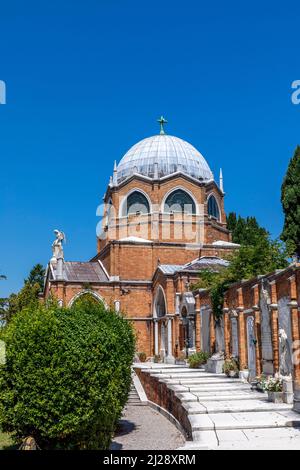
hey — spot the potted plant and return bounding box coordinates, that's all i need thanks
[223,357,239,378]
[176,352,188,366]
[188,351,210,369]
[153,354,161,363]
[265,375,283,403]
[137,351,147,362]
[254,374,267,392]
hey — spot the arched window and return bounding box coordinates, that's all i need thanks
[207,195,220,220]
[164,189,196,214]
[125,191,150,215]
[154,287,167,318]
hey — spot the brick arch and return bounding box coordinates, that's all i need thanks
[118,187,153,218]
[160,185,199,215]
[67,290,107,308]
[153,285,167,318]
[206,192,221,222]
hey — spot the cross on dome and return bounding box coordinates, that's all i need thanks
[157,115,168,135]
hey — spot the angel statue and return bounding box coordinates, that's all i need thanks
[51,229,66,262]
[279,328,292,377]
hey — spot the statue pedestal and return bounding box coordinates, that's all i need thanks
[239,369,250,383]
[282,376,293,404]
[293,385,300,413]
[205,354,225,374]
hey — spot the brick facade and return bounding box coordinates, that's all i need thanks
[44,167,237,357]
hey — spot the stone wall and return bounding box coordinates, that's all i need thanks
[135,367,193,438]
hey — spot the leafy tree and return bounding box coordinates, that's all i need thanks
[24,263,45,291]
[227,212,269,246]
[1,264,45,324]
[0,273,7,325]
[195,214,288,318]
[281,146,300,259]
[0,299,135,449]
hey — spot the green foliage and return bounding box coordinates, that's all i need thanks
[0,274,7,325]
[226,212,269,246]
[281,146,300,258]
[194,214,288,319]
[188,351,210,369]
[0,299,135,449]
[0,264,45,324]
[227,212,287,278]
[228,240,287,281]
[24,264,45,291]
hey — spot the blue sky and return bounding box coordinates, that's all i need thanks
[0,0,299,296]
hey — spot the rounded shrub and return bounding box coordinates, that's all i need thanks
[0,299,135,449]
[188,351,210,369]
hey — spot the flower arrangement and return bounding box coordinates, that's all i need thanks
[264,375,283,392]
[255,374,268,391]
[223,357,239,377]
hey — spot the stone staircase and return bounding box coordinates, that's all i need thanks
[127,382,145,406]
[135,364,300,449]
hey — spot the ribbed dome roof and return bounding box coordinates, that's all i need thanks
[117,134,213,183]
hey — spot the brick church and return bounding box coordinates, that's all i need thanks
[43,118,239,360]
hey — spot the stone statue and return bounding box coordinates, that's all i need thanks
[215,319,225,353]
[279,328,292,377]
[261,283,271,306]
[51,229,65,263]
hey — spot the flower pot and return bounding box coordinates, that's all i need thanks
[228,370,239,378]
[267,391,284,403]
[239,370,250,383]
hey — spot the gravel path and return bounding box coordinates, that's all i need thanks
[110,405,185,450]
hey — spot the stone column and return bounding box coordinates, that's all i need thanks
[160,321,166,358]
[223,308,230,359]
[237,288,247,369]
[188,316,196,352]
[209,311,216,354]
[269,280,280,373]
[166,315,175,363]
[252,283,262,377]
[154,319,159,356]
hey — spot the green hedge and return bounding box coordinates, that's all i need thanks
[188,351,210,368]
[0,299,135,449]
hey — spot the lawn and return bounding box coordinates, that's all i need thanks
[0,432,15,450]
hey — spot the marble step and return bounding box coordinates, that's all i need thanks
[176,391,267,402]
[187,383,251,392]
[162,377,242,385]
[189,410,300,432]
[183,399,293,415]
[194,394,265,402]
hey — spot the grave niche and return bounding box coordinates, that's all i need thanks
[230,317,239,357]
[260,290,274,375]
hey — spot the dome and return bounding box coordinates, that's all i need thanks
[117,134,213,183]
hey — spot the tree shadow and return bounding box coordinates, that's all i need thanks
[114,419,136,437]
[110,419,137,450]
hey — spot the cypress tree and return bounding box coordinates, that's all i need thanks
[281,146,300,259]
